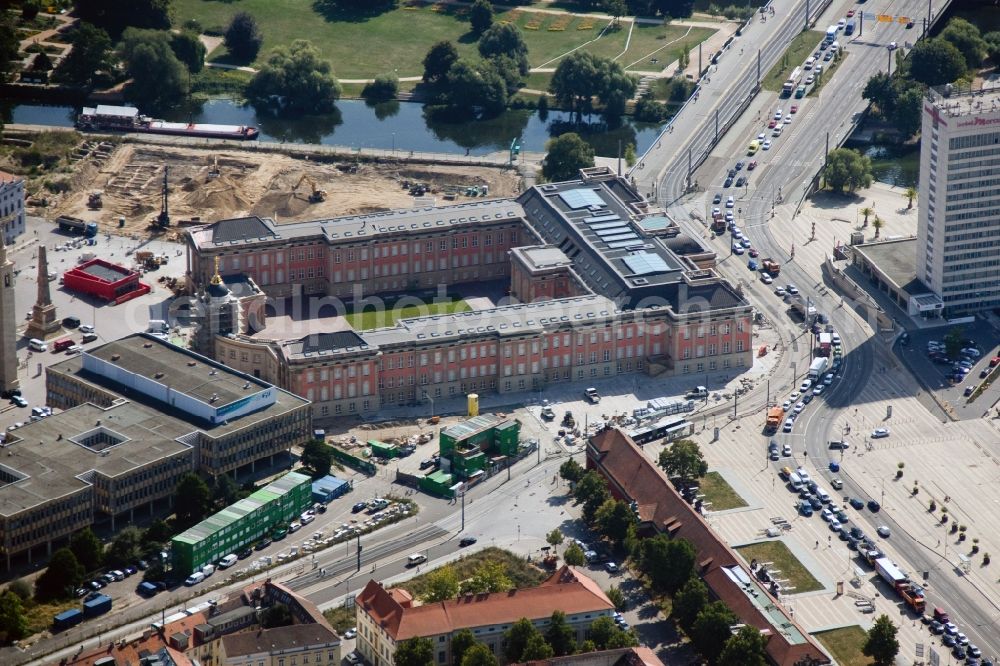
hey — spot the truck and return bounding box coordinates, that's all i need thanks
[781,66,802,97]
[56,216,98,237]
[82,593,112,618]
[788,295,817,321]
[818,332,832,356]
[875,557,925,612]
[685,386,708,399]
[584,387,601,404]
[825,25,838,43]
[808,357,829,379]
[53,608,84,631]
[764,406,784,434]
[711,208,726,233]
[761,258,781,276]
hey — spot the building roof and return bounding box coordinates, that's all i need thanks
[63,612,206,666]
[587,428,830,666]
[0,401,193,517]
[221,623,339,657]
[78,260,134,283]
[511,245,573,272]
[517,646,665,666]
[357,565,614,642]
[852,238,925,296]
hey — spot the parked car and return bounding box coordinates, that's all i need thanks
[459,537,478,547]
[871,428,890,439]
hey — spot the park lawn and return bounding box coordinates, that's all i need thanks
[699,471,748,510]
[813,625,869,666]
[734,540,823,593]
[397,547,546,600]
[606,24,715,71]
[763,29,825,92]
[344,297,470,331]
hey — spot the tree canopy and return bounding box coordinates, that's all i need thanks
[639,534,695,593]
[75,0,170,38]
[672,575,708,629]
[170,31,206,74]
[940,17,987,69]
[563,542,586,566]
[70,527,104,572]
[52,22,113,87]
[595,498,635,547]
[106,526,143,566]
[543,133,595,183]
[505,617,545,663]
[719,624,768,666]
[422,564,460,602]
[450,629,478,666]
[461,643,498,666]
[908,38,967,86]
[521,633,555,660]
[363,72,399,102]
[690,601,738,663]
[395,637,435,666]
[462,559,512,595]
[224,12,264,64]
[558,459,585,483]
[824,148,873,194]
[119,28,190,109]
[174,473,212,527]
[423,41,459,86]
[469,0,495,35]
[0,591,28,642]
[0,19,17,80]
[440,59,509,116]
[863,614,900,666]
[550,51,636,116]
[478,23,529,77]
[247,40,342,115]
[657,439,707,483]
[300,439,333,479]
[545,610,576,656]
[36,548,84,601]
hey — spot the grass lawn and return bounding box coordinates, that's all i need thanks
[24,597,78,637]
[813,625,869,666]
[700,471,748,510]
[397,547,546,600]
[734,540,823,593]
[344,296,470,331]
[173,1,715,79]
[322,605,356,633]
[762,29,824,92]
[808,51,846,98]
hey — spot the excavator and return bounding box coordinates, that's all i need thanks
[294,174,327,203]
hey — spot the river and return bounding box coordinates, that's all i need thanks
[1,98,662,158]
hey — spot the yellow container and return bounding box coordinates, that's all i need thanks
[467,393,479,417]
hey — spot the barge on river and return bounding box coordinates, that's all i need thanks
[76,105,259,141]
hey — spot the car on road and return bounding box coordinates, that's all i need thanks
[867,500,881,512]
[735,176,747,187]
[726,195,735,208]
[605,562,619,573]
[783,418,794,433]
[712,193,722,204]
[829,518,841,531]
[782,444,792,457]
[345,652,361,664]
[823,373,834,385]
[800,379,813,391]
[793,402,805,414]
[876,525,891,538]
[732,244,744,255]
[459,537,478,547]
[10,395,27,408]
[871,428,890,438]
[757,132,766,142]
[761,272,772,284]
[774,286,786,296]
[790,105,798,114]
[735,161,745,170]
[929,621,943,634]
[747,160,758,170]
[724,177,734,187]
[846,9,855,17]
[812,385,824,396]
[849,497,865,509]
[804,74,815,85]
[748,248,759,257]
[768,119,778,129]
[740,238,752,248]
[344,628,357,639]
[352,501,369,513]
[786,284,799,294]
[774,109,783,120]
[762,139,772,150]
[772,126,783,137]
[964,386,974,397]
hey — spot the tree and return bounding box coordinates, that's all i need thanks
[543,133,595,182]
[550,51,636,117]
[224,11,264,64]
[639,534,695,593]
[909,38,967,86]
[588,616,618,649]
[478,23,529,77]
[451,629,478,666]
[859,206,873,227]
[213,473,240,507]
[719,624,768,666]
[872,216,883,239]
[0,591,28,641]
[521,633,554,660]
[144,519,172,545]
[70,528,103,572]
[862,614,900,666]
[940,17,987,69]
[423,40,459,86]
[606,0,627,25]
[300,439,333,479]
[75,0,170,38]
[824,148,873,194]
[119,29,190,109]
[672,575,708,629]
[563,543,586,566]
[441,59,508,115]
[690,601,737,663]
[247,40,342,115]
[106,526,143,566]
[657,438,707,483]
[170,31,206,74]
[395,636,435,666]
[0,18,17,79]
[422,565,460,602]
[35,548,84,601]
[546,528,564,552]
[469,0,495,35]
[904,187,917,210]
[545,610,576,657]
[606,585,626,612]
[363,72,399,102]
[461,643,498,666]
[463,560,512,594]
[862,71,896,117]
[174,473,212,527]
[943,326,965,359]
[505,618,544,663]
[21,1,42,21]
[7,579,30,602]
[658,0,695,18]
[571,469,611,523]
[985,31,1000,64]
[52,22,113,87]
[595,499,635,546]
[262,603,294,628]
[558,459,584,483]
[892,84,924,139]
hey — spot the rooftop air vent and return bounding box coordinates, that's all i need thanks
[143,343,153,349]
[187,361,197,367]
[154,372,165,379]
[111,354,120,361]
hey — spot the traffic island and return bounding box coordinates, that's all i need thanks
[812,625,868,666]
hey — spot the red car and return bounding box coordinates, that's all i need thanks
[768,119,777,128]
[747,160,758,170]
[748,248,760,257]
[846,9,855,17]
[790,105,798,114]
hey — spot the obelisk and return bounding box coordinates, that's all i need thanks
[25,245,60,339]
[0,235,19,394]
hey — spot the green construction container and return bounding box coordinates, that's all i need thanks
[452,450,487,478]
[368,440,398,459]
[171,471,312,575]
[419,470,456,498]
[494,420,520,456]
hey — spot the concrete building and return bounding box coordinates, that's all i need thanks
[917,85,1000,315]
[586,428,830,666]
[355,565,615,666]
[64,580,340,666]
[187,171,753,419]
[0,235,18,395]
[0,170,25,244]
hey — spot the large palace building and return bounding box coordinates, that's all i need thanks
[185,169,754,418]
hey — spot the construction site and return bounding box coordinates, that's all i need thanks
[47,142,523,239]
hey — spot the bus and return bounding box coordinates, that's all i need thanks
[825,25,837,43]
[747,140,761,155]
[53,337,74,352]
[781,66,802,97]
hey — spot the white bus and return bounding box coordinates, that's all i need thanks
[781,66,802,97]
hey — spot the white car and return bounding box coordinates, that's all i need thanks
[775,287,786,297]
[762,139,773,150]
[782,444,792,457]
[837,18,846,29]
[774,109,783,120]
[783,115,792,124]
[761,273,773,284]
[789,391,800,401]
[793,402,805,414]
[876,525,891,538]
[781,400,791,411]
[812,385,824,396]
[782,418,794,433]
[871,428,890,439]
[732,244,745,255]
[757,132,766,142]
[772,126,783,137]
[79,324,95,334]
[800,379,813,391]
[344,627,357,639]
[726,196,735,209]
[823,373,834,385]
[786,284,799,294]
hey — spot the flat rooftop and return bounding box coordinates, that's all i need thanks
[852,238,925,295]
[48,334,309,433]
[0,401,192,517]
[928,83,1000,120]
[78,260,134,283]
[512,245,573,271]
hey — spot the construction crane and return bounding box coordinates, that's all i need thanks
[294,174,327,203]
[156,166,170,227]
[208,156,220,179]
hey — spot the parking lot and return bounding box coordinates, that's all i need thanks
[895,322,1000,421]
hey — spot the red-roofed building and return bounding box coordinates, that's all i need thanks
[355,566,615,665]
[587,428,831,666]
[516,646,664,666]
